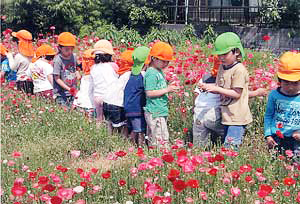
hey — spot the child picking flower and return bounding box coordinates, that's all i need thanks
[264,52,300,159]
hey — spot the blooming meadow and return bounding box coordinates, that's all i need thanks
[1,28,299,204]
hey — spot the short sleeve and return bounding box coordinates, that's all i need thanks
[52,56,61,75]
[231,66,248,89]
[144,71,158,91]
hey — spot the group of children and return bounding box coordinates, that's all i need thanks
[1,29,299,159]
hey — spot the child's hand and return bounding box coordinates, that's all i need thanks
[266,136,278,148]
[255,88,268,97]
[292,131,300,141]
[198,83,219,93]
[167,81,179,92]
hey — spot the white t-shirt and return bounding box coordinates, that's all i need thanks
[7,53,31,81]
[73,75,94,109]
[90,62,119,98]
[194,87,221,108]
[103,71,131,107]
[27,59,53,93]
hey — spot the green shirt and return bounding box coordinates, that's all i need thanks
[144,67,169,118]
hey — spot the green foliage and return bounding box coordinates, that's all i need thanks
[259,0,285,26]
[280,0,300,28]
[201,24,218,45]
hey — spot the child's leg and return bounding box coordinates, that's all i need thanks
[193,119,209,148]
[223,125,246,150]
[94,96,104,125]
[206,107,224,146]
[145,112,169,147]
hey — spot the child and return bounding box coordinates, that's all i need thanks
[1,43,17,85]
[73,49,95,120]
[7,29,34,94]
[26,44,56,100]
[90,39,119,126]
[103,49,134,136]
[264,52,300,158]
[144,41,179,147]
[53,32,80,108]
[124,46,150,147]
[194,55,267,148]
[193,55,224,148]
[199,32,252,150]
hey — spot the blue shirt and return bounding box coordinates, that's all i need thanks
[264,88,300,138]
[1,58,17,81]
[124,73,146,117]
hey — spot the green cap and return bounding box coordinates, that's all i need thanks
[212,32,245,59]
[131,46,150,75]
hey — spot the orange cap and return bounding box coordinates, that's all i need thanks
[149,41,175,61]
[12,30,32,41]
[211,55,221,77]
[36,44,56,58]
[0,43,7,56]
[116,49,134,75]
[277,52,300,81]
[82,49,95,75]
[57,32,76,46]
[18,40,34,57]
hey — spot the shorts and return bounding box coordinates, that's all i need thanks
[127,116,147,133]
[35,89,53,100]
[17,80,34,94]
[103,102,126,127]
[55,96,74,109]
[144,111,169,146]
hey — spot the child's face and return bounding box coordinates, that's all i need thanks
[280,79,300,95]
[152,57,169,69]
[59,46,74,59]
[218,50,238,66]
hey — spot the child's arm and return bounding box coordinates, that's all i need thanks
[6,53,18,71]
[146,82,178,98]
[47,74,53,86]
[198,83,242,99]
[264,92,277,148]
[54,75,71,91]
[249,88,268,97]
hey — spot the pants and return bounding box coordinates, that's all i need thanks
[16,81,34,94]
[144,111,169,147]
[193,106,224,147]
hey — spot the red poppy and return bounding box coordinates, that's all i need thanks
[80,181,87,187]
[276,130,284,139]
[128,187,138,195]
[276,122,283,128]
[262,35,271,41]
[214,154,225,162]
[28,171,38,180]
[115,151,127,157]
[51,196,63,204]
[101,170,111,179]
[118,179,126,186]
[69,88,78,97]
[76,168,84,174]
[208,168,218,176]
[176,149,187,157]
[167,169,180,182]
[183,128,189,133]
[186,179,199,188]
[231,171,240,180]
[90,168,98,174]
[161,154,174,163]
[38,176,50,185]
[256,168,264,173]
[283,177,296,186]
[173,179,186,192]
[11,185,27,197]
[42,184,56,192]
[245,175,253,183]
[257,184,272,198]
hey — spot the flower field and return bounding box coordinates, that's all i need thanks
[1,29,299,204]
